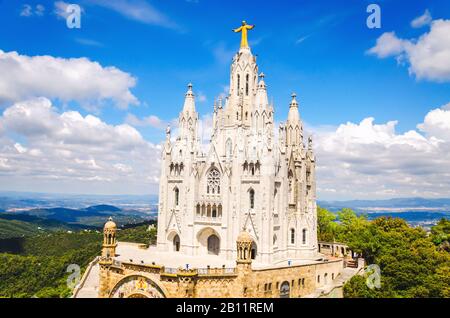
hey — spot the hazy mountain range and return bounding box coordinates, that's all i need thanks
[1,192,449,231]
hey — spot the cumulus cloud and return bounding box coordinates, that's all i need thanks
[368,19,450,82]
[312,103,450,200]
[125,113,167,129]
[411,10,432,28]
[0,50,139,108]
[0,98,160,194]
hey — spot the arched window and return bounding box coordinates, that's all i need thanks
[251,241,257,259]
[207,168,220,194]
[288,170,295,205]
[245,74,249,96]
[302,228,307,244]
[196,204,200,216]
[290,228,295,244]
[174,188,179,206]
[173,234,180,252]
[212,205,217,218]
[226,138,232,158]
[207,234,220,255]
[237,74,240,95]
[249,189,255,209]
[273,234,277,246]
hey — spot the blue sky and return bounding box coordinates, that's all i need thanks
[0,0,450,199]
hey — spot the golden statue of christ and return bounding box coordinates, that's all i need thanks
[233,21,255,48]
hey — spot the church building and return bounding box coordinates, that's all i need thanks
[157,21,318,264]
[74,22,362,299]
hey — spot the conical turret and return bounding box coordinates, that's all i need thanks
[178,83,198,142]
[182,83,196,115]
[285,93,303,146]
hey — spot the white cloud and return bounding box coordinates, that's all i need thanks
[411,9,432,28]
[367,32,409,58]
[88,0,178,29]
[312,103,450,200]
[75,38,103,47]
[368,19,450,82]
[125,113,167,129]
[197,92,207,103]
[0,98,161,195]
[0,50,138,109]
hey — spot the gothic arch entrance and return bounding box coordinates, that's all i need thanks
[251,241,257,259]
[280,281,290,298]
[109,275,167,298]
[196,227,221,256]
[173,234,180,252]
[207,234,220,255]
[127,292,149,298]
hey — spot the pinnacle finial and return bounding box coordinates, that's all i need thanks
[259,72,265,79]
[291,92,297,99]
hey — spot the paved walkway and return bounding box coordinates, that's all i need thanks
[74,262,100,298]
[303,267,361,298]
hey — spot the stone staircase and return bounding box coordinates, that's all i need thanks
[345,259,358,268]
[73,258,100,298]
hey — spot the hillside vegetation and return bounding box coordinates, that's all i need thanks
[317,207,450,297]
[0,221,156,298]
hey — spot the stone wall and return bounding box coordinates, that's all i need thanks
[99,258,344,298]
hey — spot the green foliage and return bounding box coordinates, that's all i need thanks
[0,219,41,239]
[431,218,450,248]
[317,206,450,298]
[117,224,156,245]
[0,223,156,298]
[317,207,339,242]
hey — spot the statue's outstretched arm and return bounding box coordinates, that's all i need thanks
[233,26,242,32]
[247,25,255,30]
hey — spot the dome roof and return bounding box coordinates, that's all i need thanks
[104,217,117,230]
[237,230,252,242]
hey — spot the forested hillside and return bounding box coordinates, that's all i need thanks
[317,207,450,297]
[0,221,156,298]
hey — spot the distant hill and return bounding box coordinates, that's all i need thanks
[319,197,450,211]
[0,214,99,240]
[319,197,450,228]
[84,204,121,212]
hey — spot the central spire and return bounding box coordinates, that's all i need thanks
[233,20,255,49]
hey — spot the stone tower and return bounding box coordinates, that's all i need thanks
[99,217,117,297]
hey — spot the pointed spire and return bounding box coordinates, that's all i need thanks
[308,135,313,150]
[257,72,266,90]
[290,92,298,108]
[182,83,196,114]
[287,92,300,124]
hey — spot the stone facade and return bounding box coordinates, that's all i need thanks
[94,224,346,298]
[157,34,317,264]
